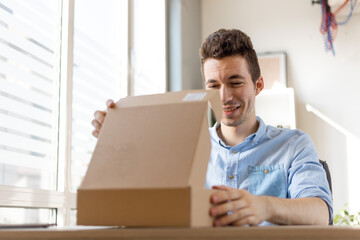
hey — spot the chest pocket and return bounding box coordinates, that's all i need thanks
[248,165,287,198]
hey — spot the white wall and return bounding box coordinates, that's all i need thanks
[201,0,360,213]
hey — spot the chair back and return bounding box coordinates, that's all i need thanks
[319,159,333,225]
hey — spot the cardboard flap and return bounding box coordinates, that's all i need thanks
[116,89,217,108]
[81,90,216,190]
[206,90,222,122]
[187,111,211,188]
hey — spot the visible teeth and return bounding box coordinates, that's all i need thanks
[224,107,237,112]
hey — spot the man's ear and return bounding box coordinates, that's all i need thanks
[255,76,264,95]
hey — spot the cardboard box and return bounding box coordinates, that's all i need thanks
[77,90,222,227]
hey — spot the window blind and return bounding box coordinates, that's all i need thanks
[0,0,60,190]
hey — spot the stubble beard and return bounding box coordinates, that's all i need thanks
[221,114,246,127]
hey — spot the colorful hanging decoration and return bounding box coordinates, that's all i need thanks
[334,0,358,25]
[314,0,358,56]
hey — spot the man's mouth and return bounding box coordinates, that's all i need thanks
[223,106,240,115]
[223,106,240,112]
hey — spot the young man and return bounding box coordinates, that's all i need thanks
[91,29,332,226]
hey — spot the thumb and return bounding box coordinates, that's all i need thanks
[106,99,115,108]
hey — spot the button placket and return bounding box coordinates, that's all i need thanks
[224,149,236,187]
[225,149,238,187]
[234,149,242,189]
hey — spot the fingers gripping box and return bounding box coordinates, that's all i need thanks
[77,90,221,227]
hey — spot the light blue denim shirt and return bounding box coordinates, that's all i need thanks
[205,117,333,225]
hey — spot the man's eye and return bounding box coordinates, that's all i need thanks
[232,82,243,86]
[208,85,219,89]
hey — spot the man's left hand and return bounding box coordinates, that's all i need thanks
[209,185,272,226]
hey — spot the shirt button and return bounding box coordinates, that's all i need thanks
[229,174,234,179]
[264,169,269,174]
[232,150,236,154]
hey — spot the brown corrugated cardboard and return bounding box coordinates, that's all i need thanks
[77,90,221,227]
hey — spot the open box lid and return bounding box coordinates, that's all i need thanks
[80,90,221,190]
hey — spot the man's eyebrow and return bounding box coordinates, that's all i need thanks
[205,79,218,85]
[228,74,245,80]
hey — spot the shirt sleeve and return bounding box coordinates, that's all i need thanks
[287,131,333,223]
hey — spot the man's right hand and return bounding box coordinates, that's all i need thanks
[91,99,115,138]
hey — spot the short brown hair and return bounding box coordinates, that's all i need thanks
[199,29,261,84]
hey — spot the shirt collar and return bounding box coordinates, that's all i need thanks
[209,121,228,148]
[248,116,266,144]
[209,116,266,148]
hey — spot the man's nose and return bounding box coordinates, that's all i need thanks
[220,86,233,103]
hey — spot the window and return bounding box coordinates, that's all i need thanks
[132,0,166,95]
[71,0,127,192]
[0,0,166,226]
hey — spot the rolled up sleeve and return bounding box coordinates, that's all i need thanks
[287,132,333,223]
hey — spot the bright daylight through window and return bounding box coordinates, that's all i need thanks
[0,0,166,225]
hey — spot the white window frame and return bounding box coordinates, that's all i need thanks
[57,0,75,226]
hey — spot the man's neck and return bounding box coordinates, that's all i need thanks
[216,116,259,147]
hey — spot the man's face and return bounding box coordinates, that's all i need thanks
[204,55,263,127]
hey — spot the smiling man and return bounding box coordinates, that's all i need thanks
[200,29,332,226]
[91,29,333,227]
